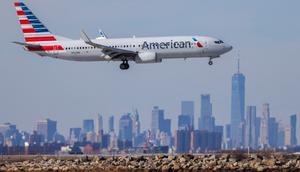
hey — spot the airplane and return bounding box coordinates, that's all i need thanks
[13,2,233,70]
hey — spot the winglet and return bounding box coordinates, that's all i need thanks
[96,29,107,39]
[80,30,91,43]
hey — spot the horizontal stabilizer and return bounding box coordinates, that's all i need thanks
[13,41,41,47]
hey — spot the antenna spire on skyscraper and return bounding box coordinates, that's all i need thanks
[237,58,240,73]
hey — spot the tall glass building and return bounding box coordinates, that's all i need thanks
[230,60,245,148]
[83,119,94,134]
[268,117,278,148]
[181,101,194,129]
[260,103,270,147]
[199,94,215,132]
[118,113,133,142]
[178,114,191,130]
[151,106,164,134]
[108,116,114,132]
[151,106,171,136]
[37,118,57,143]
[245,106,257,149]
[290,114,297,146]
[132,109,141,136]
[97,114,103,133]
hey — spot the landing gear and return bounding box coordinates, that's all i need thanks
[208,56,218,65]
[120,60,129,70]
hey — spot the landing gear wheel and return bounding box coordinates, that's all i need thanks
[125,63,129,69]
[120,60,130,70]
[208,60,213,65]
[120,63,126,70]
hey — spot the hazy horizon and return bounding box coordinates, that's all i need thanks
[0,0,299,136]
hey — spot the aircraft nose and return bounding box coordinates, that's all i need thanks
[224,44,233,52]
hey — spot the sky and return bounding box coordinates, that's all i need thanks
[0,0,300,136]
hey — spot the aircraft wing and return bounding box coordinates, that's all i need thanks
[80,30,138,60]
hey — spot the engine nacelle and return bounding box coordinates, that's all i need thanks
[136,52,162,63]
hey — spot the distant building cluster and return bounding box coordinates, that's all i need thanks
[0,60,299,155]
[226,60,298,150]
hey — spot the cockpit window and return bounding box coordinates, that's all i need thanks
[214,40,224,44]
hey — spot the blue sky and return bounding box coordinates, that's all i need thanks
[0,0,299,135]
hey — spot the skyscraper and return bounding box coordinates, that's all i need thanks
[255,117,261,148]
[0,123,16,137]
[225,124,231,149]
[161,118,171,136]
[290,114,297,146]
[191,130,222,152]
[0,133,3,145]
[277,122,285,147]
[181,101,194,128]
[109,116,114,132]
[178,114,191,129]
[132,109,141,136]
[214,125,224,145]
[97,114,104,143]
[199,94,215,132]
[245,106,257,149]
[97,114,103,133]
[285,126,291,146]
[36,119,57,143]
[268,117,278,148]
[175,129,191,153]
[83,119,94,134]
[118,113,133,142]
[260,103,270,147]
[151,106,164,134]
[230,60,245,148]
[69,127,81,143]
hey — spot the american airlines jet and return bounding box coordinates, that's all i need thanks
[13,2,233,70]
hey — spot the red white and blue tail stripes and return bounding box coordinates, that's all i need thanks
[14,2,57,43]
[14,2,64,51]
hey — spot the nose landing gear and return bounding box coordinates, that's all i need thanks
[208,57,213,65]
[120,60,129,70]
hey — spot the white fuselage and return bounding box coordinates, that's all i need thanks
[32,36,232,62]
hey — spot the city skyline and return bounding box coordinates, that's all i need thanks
[0,63,298,137]
[0,101,297,153]
[0,0,300,137]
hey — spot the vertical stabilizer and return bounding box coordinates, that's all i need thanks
[14,2,57,44]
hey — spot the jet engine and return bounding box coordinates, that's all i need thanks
[135,52,162,63]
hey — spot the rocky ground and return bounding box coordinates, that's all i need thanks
[1,153,300,171]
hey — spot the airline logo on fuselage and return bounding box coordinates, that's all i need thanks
[192,38,203,48]
[142,38,202,50]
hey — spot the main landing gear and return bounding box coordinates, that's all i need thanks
[120,60,129,70]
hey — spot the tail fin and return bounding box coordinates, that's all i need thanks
[14,2,57,43]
